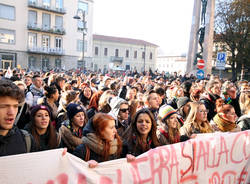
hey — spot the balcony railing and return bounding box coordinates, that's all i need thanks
[27,46,64,55]
[110,56,123,63]
[27,23,66,35]
[28,0,66,14]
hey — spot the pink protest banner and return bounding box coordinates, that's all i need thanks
[0,130,249,184]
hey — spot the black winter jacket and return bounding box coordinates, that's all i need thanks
[0,126,36,157]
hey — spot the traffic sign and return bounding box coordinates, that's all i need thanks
[216,52,226,70]
[196,69,205,79]
[197,59,205,69]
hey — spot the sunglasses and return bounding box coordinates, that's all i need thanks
[120,108,129,113]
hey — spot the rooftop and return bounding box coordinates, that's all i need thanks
[93,34,158,47]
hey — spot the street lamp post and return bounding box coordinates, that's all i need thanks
[73,9,87,70]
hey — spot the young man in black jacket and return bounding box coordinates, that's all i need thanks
[0,80,36,157]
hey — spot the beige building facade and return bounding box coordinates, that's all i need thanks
[0,0,93,71]
[156,55,187,75]
[92,34,158,72]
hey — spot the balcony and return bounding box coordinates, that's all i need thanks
[27,46,65,55]
[27,23,66,35]
[110,56,123,63]
[28,0,66,14]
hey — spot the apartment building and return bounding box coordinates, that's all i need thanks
[92,34,158,72]
[0,0,93,71]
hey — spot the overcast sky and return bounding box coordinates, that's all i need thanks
[93,0,194,56]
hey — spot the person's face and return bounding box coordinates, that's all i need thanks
[52,90,59,101]
[136,113,152,136]
[119,104,129,121]
[105,79,111,86]
[183,102,191,116]
[129,89,136,99]
[196,104,208,123]
[0,97,19,135]
[33,77,43,88]
[148,93,160,109]
[227,86,237,99]
[34,110,50,130]
[211,84,221,95]
[102,120,117,141]
[167,113,178,129]
[72,111,85,128]
[177,88,184,97]
[24,77,32,86]
[83,87,92,99]
[59,80,65,89]
[224,108,237,123]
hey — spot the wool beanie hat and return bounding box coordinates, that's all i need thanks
[177,97,191,109]
[66,103,84,120]
[30,105,51,118]
[158,104,176,121]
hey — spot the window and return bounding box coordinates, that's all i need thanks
[55,16,63,30]
[55,58,61,69]
[77,40,87,52]
[78,1,88,14]
[43,0,51,7]
[150,52,153,59]
[95,47,98,55]
[104,48,108,56]
[28,56,36,68]
[115,49,119,57]
[55,0,63,9]
[42,13,51,30]
[0,4,15,20]
[0,29,15,44]
[55,37,62,49]
[42,57,49,70]
[134,51,137,59]
[142,51,145,59]
[28,32,37,47]
[28,10,37,26]
[126,50,129,58]
[42,35,50,48]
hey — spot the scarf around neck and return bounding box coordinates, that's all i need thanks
[82,133,118,155]
[213,114,237,132]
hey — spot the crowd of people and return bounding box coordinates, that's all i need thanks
[0,69,249,168]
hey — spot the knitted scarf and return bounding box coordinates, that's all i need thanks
[213,114,237,132]
[82,133,118,155]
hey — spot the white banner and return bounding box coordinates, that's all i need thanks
[0,130,249,184]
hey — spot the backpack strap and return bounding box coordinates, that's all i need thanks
[85,145,90,161]
[21,129,32,153]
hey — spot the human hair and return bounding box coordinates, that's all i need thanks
[239,91,250,114]
[30,109,58,149]
[164,115,181,144]
[98,90,115,113]
[0,80,25,103]
[184,102,213,133]
[44,85,58,98]
[65,90,79,104]
[56,76,65,83]
[123,108,160,153]
[32,74,41,81]
[92,113,122,161]
[218,104,234,114]
[155,87,165,96]
[205,80,219,92]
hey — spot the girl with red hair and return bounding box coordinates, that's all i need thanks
[73,113,124,166]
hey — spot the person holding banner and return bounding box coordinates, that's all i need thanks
[122,108,160,156]
[73,113,124,165]
[0,80,36,156]
[24,105,61,151]
[180,102,214,137]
